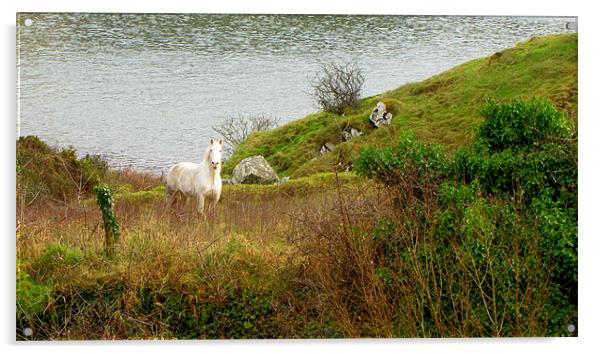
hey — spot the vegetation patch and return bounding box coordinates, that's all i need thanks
[349,97,577,336]
[17,136,108,204]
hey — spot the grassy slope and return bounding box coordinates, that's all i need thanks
[224,33,577,178]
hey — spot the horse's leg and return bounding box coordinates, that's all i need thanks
[164,187,179,219]
[209,198,219,219]
[165,186,176,207]
[196,194,206,218]
[165,185,172,201]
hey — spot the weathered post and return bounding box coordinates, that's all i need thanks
[94,185,120,256]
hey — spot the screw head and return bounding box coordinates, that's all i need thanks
[567,324,576,333]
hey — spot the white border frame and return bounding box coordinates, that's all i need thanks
[3,1,598,354]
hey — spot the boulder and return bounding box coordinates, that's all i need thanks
[320,142,335,155]
[232,156,279,184]
[342,127,363,141]
[222,178,234,185]
[369,101,393,127]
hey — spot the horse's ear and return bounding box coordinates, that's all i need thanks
[218,139,223,145]
[210,138,214,144]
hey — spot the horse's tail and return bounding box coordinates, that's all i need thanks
[161,165,174,185]
[162,169,175,202]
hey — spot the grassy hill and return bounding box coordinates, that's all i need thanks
[224,33,577,178]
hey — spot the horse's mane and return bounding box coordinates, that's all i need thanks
[201,145,212,163]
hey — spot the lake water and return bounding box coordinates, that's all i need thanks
[17,14,576,174]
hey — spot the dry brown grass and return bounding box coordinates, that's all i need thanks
[17,169,378,339]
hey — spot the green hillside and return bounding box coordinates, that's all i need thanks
[223,33,577,178]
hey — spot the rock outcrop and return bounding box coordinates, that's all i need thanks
[231,155,279,184]
[369,101,393,127]
[320,142,335,155]
[342,127,363,141]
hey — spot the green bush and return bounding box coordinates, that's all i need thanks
[17,270,52,320]
[355,131,448,186]
[37,243,83,268]
[137,286,278,339]
[450,96,576,205]
[532,193,578,297]
[477,98,572,152]
[449,99,577,302]
[33,243,83,283]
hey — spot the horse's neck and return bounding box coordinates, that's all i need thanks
[198,158,220,183]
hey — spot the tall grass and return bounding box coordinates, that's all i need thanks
[17,156,369,338]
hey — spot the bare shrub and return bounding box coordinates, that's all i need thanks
[212,114,279,157]
[310,62,365,115]
[289,176,395,337]
[289,175,554,337]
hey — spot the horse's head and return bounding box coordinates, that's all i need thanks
[208,138,223,171]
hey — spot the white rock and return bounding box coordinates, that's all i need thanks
[369,101,393,127]
[320,142,335,155]
[232,156,279,184]
[342,127,363,141]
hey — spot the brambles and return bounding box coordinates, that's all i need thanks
[310,62,365,115]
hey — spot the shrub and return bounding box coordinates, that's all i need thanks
[477,98,572,152]
[16,136,108,203]
[37,243,83,269]
[17,270,52,320]
[33,243,83,282]
[532,193,578,299]
[136,286,278,339]
[451,98,577,206]
[448,99,576,301]
[355,131,448,190]
[310,62,365,115]
[349,98,577,336]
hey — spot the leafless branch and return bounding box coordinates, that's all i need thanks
[310,61,365,115]
[212,113,279,157]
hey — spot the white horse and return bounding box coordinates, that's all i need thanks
[165,139,223,216]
